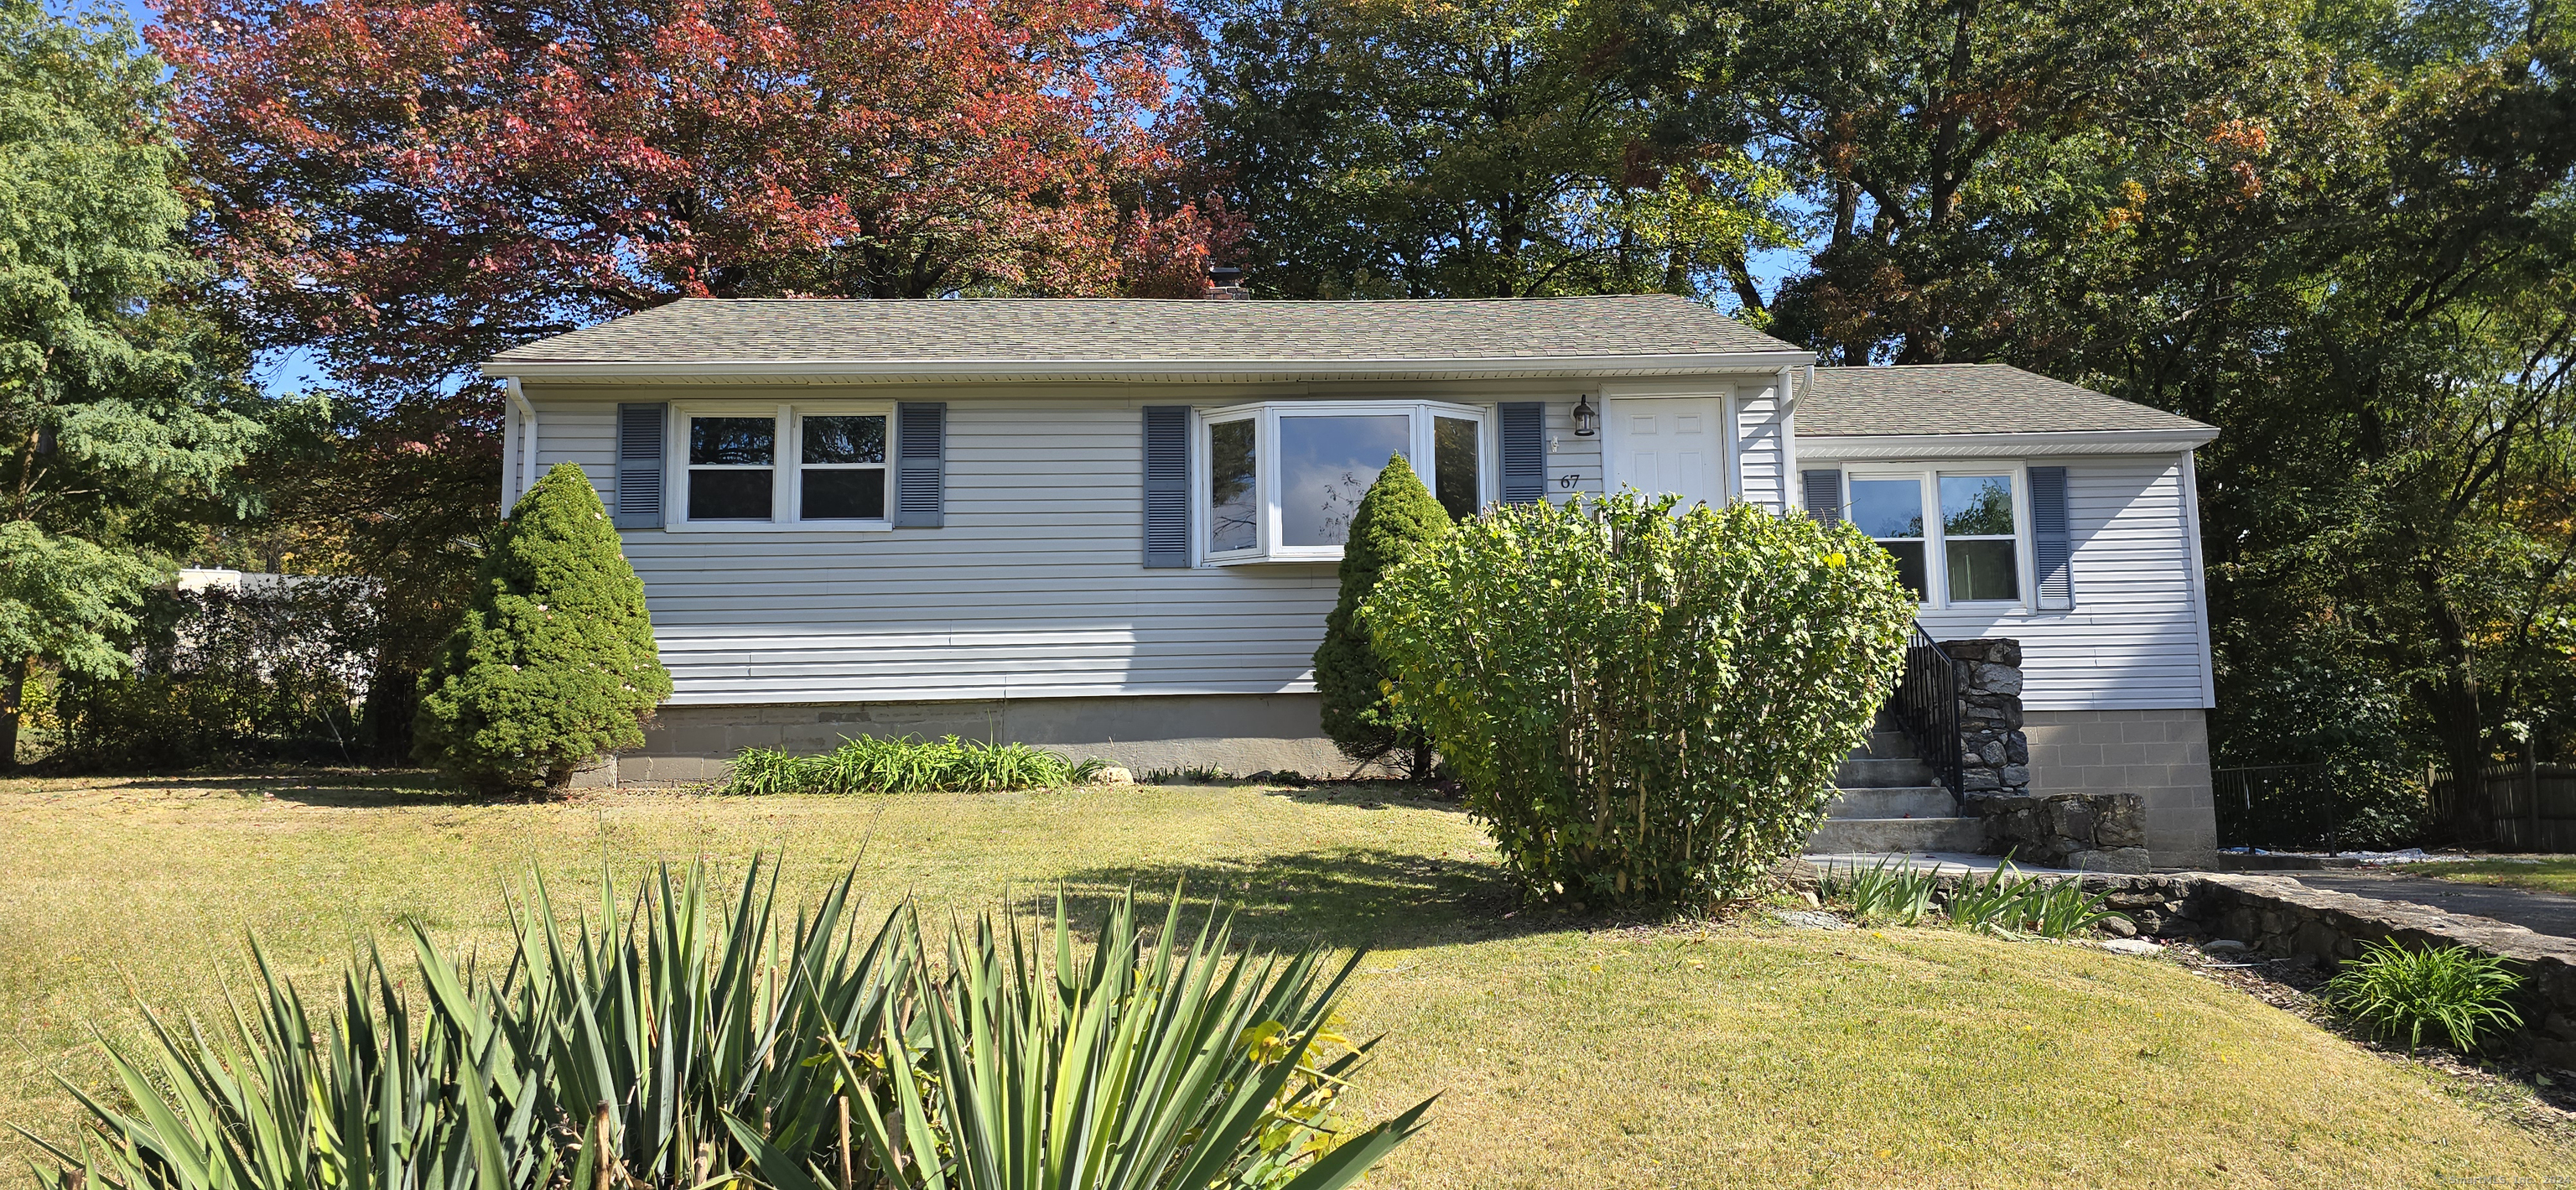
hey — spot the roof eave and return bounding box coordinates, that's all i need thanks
[1798,427,2218,459]
[479,350,1816,383]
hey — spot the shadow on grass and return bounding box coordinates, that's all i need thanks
[1002,846,1573,954]
[1244,783,1470,815]
[99,770,480,808]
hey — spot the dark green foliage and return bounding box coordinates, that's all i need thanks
[412,462,670,792]
[1365,492,1914,907]
[2324,939,2527,1055]
[49,580,378,770]
[1314,454,1451,777]
[724,735,1109,793]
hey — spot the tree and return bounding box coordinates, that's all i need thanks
[0,0,280,765]
[1315,454,1451,778]
[149,0,1237,393]
[413,462,672,793]
[1190,0,1794,299]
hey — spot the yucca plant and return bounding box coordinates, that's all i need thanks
[727,735,1110,794]
[802,892,1436,1190]
[2323,939,2527,1055]
[23,864,1430,1190]
[1819,858,1941,926]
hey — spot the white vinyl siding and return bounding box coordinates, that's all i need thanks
[534,393,1348,705]
[1733,382,1788,512]
[1883,454,2210,712]
[533,390,2210,715]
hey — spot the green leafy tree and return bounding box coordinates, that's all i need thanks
[413,462,672,793]
[1189,0,1795,300]
[1315,454,1452,778]
[0,0,279,765]
[1365,492,1912,907]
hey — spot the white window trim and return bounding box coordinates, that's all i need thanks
[666,401,897,533]
[1192,399,1494,566]
[1842,461,2033,611]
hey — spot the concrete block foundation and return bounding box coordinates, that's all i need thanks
[2022,708,2216,869]
[596,694,1353,786]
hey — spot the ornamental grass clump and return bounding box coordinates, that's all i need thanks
[1363,491,1914,907]
[2323,939,2527,1055]
[725,734,1109,793]
[19,860,1429,1190]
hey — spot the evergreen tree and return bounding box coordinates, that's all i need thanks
[1314,454,1452,778]
[413,463,672,793]
[0,0,284,765]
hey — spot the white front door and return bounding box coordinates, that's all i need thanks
[1604,396,1727,508]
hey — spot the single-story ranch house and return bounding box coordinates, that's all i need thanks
[485,295,2221,864]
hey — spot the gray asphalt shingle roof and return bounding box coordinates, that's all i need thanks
[1800,364,2211,437]
[486,295,1801,364]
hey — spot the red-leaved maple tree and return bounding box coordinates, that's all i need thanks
[150,0,1233,387]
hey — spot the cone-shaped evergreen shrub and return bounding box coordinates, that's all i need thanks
[413,462,672,792]
[1314,453,1452,777]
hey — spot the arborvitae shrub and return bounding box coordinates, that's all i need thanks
[1314,454,1452,777]
[413,462,671,792]
[1363,492,1913,907]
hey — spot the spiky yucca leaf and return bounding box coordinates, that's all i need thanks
[839,888,1435,1190]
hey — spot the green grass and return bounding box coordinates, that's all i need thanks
[3,772,2572,1187]
[2420,858,2576,896]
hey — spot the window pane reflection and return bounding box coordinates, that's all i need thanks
[1208,418,1257,553]
[803,416,886,464]
[1941,475,2015,536]
[691,418,774,465]
[1433,417,1478,522]
[1280,414,1409,547]
[1850,479,1924,538]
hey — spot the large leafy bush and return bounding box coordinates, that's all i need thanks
[49,579,379,769]
[413,462,672,792]
[23,862,1430,1190]
[1364,492,1913,906]
[1313,455,1452,777]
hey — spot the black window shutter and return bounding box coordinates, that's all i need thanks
[1801,469,1844,524]
[1499,402,1545,504]
[895,403,946,527]
[613,403,666,528]
[2031,465,2074,610]
[1142,406,1191,568]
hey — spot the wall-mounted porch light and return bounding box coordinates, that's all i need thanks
[1571,393,1597,437]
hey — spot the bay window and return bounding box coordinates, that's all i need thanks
[1843,467,2028,606]
[1200,401,1489,563]
[677,404,893,528]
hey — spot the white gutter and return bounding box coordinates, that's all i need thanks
[504,377,538,511]
[1798,427,2219,460]
[479,350,1819,383]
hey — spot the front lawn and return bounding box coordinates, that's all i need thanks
[3,774,2569,1187]
[2419,858,2576,896]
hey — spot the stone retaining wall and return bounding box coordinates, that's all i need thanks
[1943,638,2029,797]
[1969,791,2153,873]
[2070,870,2576,1066]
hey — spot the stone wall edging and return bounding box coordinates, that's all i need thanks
[2075,870,2576,1065]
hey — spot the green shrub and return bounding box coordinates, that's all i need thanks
[412,462,672,793]
[1313,454,1452,779]
[1820,857,1941,926]
[1363,491,1913,907]
[1933,863,2130,937]
[50,580,379,771]
[2323,938,2527,1054]
[725,734,1108,793]
[22,862,1429,1190]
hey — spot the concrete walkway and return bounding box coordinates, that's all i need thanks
[2283,869,2576,940]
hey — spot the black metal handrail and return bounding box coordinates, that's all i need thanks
[1888,621,1963,796]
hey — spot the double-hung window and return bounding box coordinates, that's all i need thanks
[1200,401,1488,564]
[1842,467,2028,606]
[676,404,893,528]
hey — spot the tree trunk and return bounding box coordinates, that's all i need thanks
[0,656,26,770]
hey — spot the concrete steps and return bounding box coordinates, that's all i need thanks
[1805,716,1977,855]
